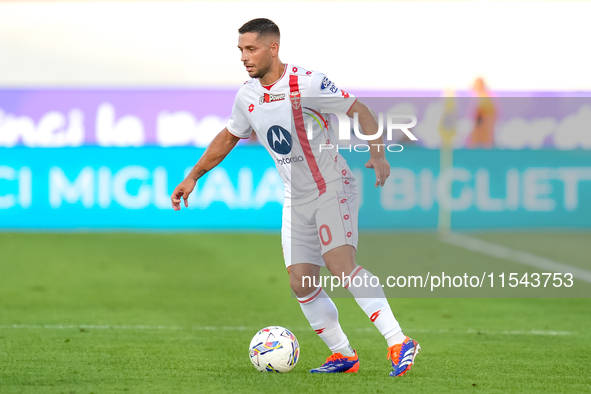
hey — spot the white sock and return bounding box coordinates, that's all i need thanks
[386,331,407,347]
[334,344,355,357]
[345,266,406,346]
[297,287,350,352]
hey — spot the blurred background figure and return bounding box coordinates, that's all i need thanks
[467,77,497,149]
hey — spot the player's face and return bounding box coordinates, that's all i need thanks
[238,33,273,79]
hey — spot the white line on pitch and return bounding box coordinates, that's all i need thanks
[441,232,591,284]
[0,324,184,330]
[0,324,578,336]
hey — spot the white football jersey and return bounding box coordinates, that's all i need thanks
[227,64,358,206]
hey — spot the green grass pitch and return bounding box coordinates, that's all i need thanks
[1,232,590,393]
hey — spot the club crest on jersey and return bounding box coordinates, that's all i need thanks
[290,91,301,110]
[259,93,286,105]
[267,125,292,155]
[320,77,331,90]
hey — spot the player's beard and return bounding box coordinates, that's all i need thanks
[250,58,272,80]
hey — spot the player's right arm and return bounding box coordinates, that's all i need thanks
[171,127,240,211]
[172,86,253,211]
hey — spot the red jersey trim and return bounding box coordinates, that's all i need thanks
[346,98,358,116]
[289,74,327,196]
[261,64,288,90]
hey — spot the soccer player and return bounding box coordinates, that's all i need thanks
[171,18,420,376]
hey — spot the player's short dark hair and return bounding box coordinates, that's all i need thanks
[238,18,280,40]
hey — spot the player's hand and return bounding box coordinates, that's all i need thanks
[171,178,197,211]
[365,156,390,187]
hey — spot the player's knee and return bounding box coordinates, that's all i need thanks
[290,272,315,298]
[289,274,303,293]
[324,246,357,277]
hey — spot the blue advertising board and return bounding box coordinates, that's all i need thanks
[1,147,590,230]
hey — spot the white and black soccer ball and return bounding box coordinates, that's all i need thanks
[248,326,300,373]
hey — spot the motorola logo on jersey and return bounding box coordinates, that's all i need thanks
[277,156,304,166]
[267,125,292,155]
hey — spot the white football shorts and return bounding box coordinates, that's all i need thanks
[282,188,360,267]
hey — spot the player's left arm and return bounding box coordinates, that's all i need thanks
[347,100,390,187]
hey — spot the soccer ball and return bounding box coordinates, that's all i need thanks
[248,326,300,373]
